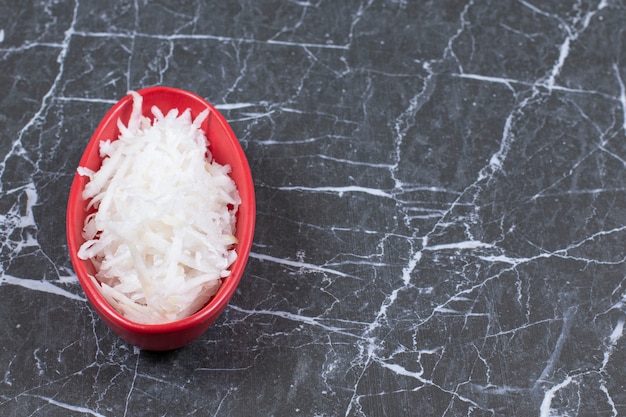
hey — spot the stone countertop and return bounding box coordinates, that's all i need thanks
[1,1,625,416]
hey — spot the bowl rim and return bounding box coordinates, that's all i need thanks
[66,86,255,334]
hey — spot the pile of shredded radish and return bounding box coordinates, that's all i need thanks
[77,91,240,324]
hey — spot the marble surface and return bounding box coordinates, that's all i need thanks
[1,0,625,415]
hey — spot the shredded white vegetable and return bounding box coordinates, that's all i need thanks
[78,91,240,324]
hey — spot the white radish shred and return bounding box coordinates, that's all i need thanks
[78,91,240,324]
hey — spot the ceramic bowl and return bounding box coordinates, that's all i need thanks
[66,86,255,351]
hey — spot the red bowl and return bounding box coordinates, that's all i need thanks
[66,86,255,351]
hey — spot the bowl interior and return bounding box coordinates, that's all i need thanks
[67,86,255,333]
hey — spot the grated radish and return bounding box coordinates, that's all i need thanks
[77,91,240,324]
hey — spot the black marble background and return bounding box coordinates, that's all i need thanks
[1,1,625,416]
